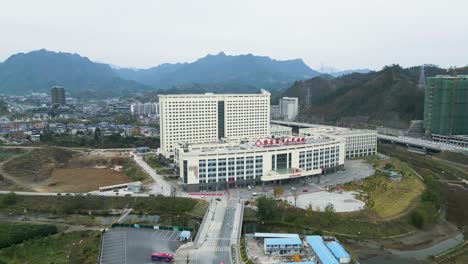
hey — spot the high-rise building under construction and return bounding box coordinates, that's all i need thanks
[424,75,468,136]
[51,86,66,105]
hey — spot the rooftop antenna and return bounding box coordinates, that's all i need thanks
[417,65,426,90]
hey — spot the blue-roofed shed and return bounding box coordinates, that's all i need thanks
[305,236,339,264]
[264,237,303,256]
[326,241,351,263]
[179,230,191,241]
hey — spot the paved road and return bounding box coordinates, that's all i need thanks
[100,228,182,264]
[133,154,172,196]
[176,195,241,264]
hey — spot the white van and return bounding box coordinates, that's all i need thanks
[252,192,258,196]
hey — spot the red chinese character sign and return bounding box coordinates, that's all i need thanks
[255,137,307,148]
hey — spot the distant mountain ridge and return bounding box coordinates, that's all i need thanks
[0,49,147,97]
[0,49,383,98]
[114,52,321,90]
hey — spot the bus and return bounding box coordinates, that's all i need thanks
[151,253,174,262]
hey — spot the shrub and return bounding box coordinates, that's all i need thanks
[410,210,426,228]
[0,223,58,248]
[1,192,16,206]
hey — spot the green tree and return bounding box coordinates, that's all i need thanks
[1,192,17,206]
[94,127,101,142]
[306,204,314,221]
[321,203,336,227]
[410,210,426,228]
[256,196,276,222]
[273,186,284,198]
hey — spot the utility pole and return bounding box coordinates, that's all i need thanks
[417,65,426,91]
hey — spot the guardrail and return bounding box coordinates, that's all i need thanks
[96,229,105,264]
[111,223,193,231]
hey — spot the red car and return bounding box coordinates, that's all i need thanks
[302,189,308,192]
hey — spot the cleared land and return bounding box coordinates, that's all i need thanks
[1,147,149,192]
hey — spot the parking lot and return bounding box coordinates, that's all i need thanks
[100,227,183,264]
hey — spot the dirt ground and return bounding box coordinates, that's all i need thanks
[0,147,135,192]
[44,167,130,192]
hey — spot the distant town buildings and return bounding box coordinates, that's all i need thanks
[51,86,66,105]
[159,91,270,158]
[424,75,468,137]
[271,97,299,121]
[130,102,159,117]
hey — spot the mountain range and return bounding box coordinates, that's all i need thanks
[0,49,367,97]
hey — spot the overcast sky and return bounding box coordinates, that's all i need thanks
[1,0,467,71]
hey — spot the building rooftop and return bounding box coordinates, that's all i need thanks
[178,135,342,156]
[306,236,339,264]
[264,237,302,246]
[326,241,350,259]
[430,75,468,79]
[158,92,270,98]
[254,233,300,239]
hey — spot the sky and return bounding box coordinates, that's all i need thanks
[1,0,467,71]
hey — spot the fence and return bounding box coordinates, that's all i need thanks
[111,223,193,232]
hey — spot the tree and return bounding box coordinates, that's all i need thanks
[321,203,336,227]
[306,204,314,220]
[256,196,276,222]
[94,127,101,141]
[292,189,299,207]
[273,186,284,198]
[410,210,426,228]
[1,192,17,206]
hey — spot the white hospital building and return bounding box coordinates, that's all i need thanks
[175,135,345,191]
[159,92,270,158]
[299,126,377,159]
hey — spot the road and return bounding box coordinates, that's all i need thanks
[133,154,173,196]
[175,194,242,264]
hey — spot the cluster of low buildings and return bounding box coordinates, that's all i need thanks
[254,233,351,264]
[0,119,159,143]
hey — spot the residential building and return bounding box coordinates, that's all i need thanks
[280,97,299,120]
[175,135,345,191]
[270,105,282,119]
[51,86,66,105]
[271,97,299,121]
[159,91,270,158]
[424,75,468,136]
[131,102,159,116]
[299,126,377,159]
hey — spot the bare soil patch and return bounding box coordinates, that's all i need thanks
[45,168,130,192]
[1,147,137,192]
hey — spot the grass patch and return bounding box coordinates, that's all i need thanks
[0,230,100,264]
[0,194,204,217]
[245,198,416,238]
[240,237,254,264]
[143,156,175,175]
[0,148,25,162]
[124,160,150,182]
[344,158,425,219]
[0,222,58,248]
